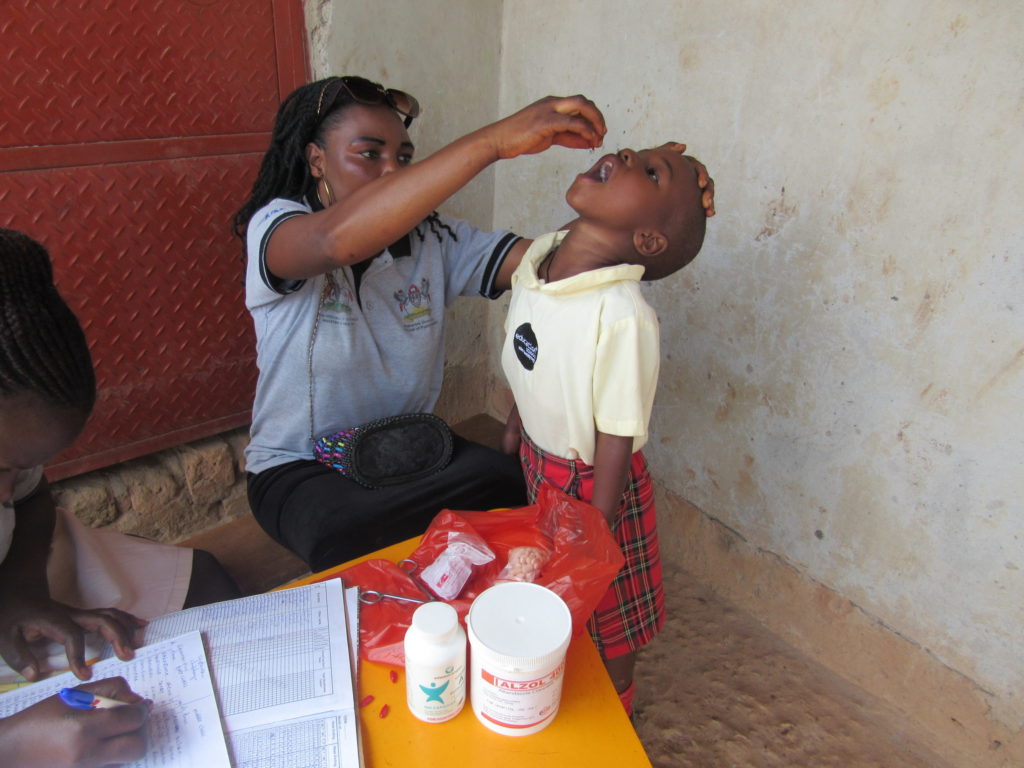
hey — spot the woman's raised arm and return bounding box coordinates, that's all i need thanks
[265,95,606,281]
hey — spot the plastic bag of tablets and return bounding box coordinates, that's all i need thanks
[419,531,495,600]
[336,484,624,666]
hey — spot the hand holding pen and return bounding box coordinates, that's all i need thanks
[59,686,132,710]
[0,677,150,768]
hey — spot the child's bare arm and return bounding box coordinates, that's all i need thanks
[592,431,634,527]
[501,403,523,456]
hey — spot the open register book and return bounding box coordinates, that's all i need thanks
[0,578,363,768]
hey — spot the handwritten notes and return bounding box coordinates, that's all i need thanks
[0,631,229,768]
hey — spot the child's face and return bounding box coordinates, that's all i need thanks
[566,144,700,235]
[0,393,85,504]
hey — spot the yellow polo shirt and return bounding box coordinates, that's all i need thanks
[501,231,660,465]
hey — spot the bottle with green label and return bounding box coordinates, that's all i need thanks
[404,601,466,723]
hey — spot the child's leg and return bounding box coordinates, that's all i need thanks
[585,452,664,715]
[604,651,638,715]
[603,650,636,693]
[518,432,659,716]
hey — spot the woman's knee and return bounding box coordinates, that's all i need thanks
[184,549,243,606]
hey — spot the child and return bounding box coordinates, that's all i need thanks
[500,142,710,716]
[0,228,240,766]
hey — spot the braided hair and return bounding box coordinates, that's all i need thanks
[0,228,96,416]
[232,77,355,241]
[232,76,455,251]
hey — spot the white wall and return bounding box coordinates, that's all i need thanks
[313,0,1024,729]
[492,1,1024,727]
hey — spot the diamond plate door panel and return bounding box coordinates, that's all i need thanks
[0,0,308,480]
[0,0,280,148]
[0,157,259,474]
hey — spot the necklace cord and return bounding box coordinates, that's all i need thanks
[541,246,559,282]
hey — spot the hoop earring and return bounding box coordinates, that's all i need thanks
[316,177,336,208]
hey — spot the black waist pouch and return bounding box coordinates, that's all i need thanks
[313,413,454,489]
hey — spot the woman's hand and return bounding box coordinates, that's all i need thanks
[0,596,145,682]
[0,677,150,768]
[690,155,716,217]
[484,95,607,160]
[658,142,716,217]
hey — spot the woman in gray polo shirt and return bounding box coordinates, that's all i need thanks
[232,76,607,570]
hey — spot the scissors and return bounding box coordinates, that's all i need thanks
[358,589,431,606]
[357,558,437,605]
[398,558,437,601]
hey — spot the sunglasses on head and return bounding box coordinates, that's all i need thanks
[315,76,421,128]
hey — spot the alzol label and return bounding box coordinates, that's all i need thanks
[475,660,566,730]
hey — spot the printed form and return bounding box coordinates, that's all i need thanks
[138,579,362,767]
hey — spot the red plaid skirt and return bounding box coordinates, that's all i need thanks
[519,431,665,659]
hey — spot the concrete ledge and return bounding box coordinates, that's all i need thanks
[656,487,1022,768]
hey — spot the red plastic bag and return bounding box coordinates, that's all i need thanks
[333,558,472,666]
[336,485,624,666]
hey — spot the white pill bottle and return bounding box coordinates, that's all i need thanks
[404,601,467,723]
[466,582,572,736]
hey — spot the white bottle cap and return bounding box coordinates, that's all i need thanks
[467,582,571,669]
[409,601,459,643]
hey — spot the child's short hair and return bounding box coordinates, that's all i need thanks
[0,228,96,414]
[643,156,707,280]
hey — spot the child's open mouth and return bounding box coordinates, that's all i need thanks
[583,155,616,183]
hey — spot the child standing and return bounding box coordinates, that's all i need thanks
[501,142,711,715]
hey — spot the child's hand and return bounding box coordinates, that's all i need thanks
[485,95,607,160]
[659,142,716,217]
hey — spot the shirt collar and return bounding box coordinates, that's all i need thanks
[516,231,645,294]
[387,233,412,259]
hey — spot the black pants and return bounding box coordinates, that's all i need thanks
[248,436,527,572]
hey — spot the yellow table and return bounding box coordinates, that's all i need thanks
[287,538,653,768]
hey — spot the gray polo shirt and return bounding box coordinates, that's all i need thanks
[244,198,520,475]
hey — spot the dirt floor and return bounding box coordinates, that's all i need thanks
[633,563,955,768]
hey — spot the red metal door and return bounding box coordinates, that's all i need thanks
[0,0,308,480]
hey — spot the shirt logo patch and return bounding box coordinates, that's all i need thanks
[323,272,354,313]
[513,323,539,370]
[393,278,433,323]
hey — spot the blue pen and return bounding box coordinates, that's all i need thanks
[59,687,129,710]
